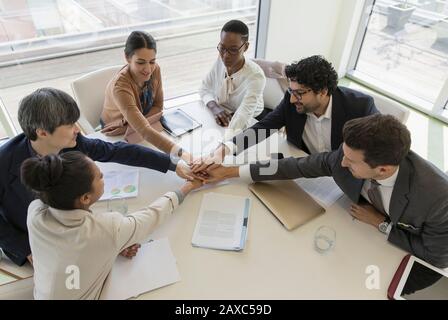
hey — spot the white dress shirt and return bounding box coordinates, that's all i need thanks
[223,95,333,155]
[27,192,180,300]
[199,57,266,136]
[302,96,333,154]
[360,167,400,234]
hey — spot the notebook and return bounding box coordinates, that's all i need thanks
[249,180,325,231]
[160,108,202,137]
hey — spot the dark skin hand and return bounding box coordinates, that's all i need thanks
[207,101,233,127]
[120,243,141,259]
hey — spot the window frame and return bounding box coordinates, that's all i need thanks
[346,0,448,124]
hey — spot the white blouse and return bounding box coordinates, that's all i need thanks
[27,192,179,300]
[199,57,266,136]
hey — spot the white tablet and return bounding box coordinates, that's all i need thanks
[394,255,448,300]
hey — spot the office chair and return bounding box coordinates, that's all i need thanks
[358,89,410,124]
[252,59,287,110]
[0,96,17,138]
[71,65,122,134]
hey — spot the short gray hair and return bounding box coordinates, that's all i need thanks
[18,88,80,140]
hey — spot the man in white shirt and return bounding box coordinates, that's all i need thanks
[199,19,266,136]
[203,114,448,268]
[192,55,378,173]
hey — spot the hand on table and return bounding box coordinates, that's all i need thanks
[350,203,385,228]
[120,244,141,259]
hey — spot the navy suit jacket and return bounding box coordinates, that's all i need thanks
[0,133,174,265]
[232,86,378,153]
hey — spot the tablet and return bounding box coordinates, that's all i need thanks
[393,255,448,300]
[160,108,201,137]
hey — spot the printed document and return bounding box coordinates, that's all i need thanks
[192,193,250,251]
[99,168,139,201]
[294,176,344,208]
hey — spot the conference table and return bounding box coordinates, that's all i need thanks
[88,99,407,300]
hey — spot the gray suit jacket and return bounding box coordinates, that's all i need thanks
[249,146,448,268]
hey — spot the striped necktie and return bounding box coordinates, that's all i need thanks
[367,179,386,214]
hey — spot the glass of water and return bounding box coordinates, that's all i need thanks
[107,195,128,215]
[314,225,336,254]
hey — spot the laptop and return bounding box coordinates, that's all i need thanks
[248,180,325,231]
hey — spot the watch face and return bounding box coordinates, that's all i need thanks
[379,222,389,233]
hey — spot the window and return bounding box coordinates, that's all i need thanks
[348,0,448,122]
[0,0,260,133]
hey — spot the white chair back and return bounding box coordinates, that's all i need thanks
[0,96,17,137]
[71,65,122,134]
[263,78,285,110]
[252,59,287,110]
[359,89,410,124]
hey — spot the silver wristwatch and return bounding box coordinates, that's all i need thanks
[378,220,390,234]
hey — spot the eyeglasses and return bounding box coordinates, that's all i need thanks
[287,87,312,100]
[217,42,246,55]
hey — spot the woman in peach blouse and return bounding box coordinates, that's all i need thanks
[101,31,191,162]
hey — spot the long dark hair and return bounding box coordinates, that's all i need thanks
[21,152,94,210]
[124,31,157,58]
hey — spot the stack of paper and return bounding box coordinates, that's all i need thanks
[192,193,250,251]
[295,176,344,208]
[100,238,180,300]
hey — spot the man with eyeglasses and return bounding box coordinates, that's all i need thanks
[192,55,379,173]
[199,20,266,135]
[201,114,448,269]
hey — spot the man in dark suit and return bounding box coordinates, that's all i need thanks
[0,88,194,266]
[192,55,378,173]
[205,114,448,268]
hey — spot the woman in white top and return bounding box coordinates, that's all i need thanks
[199,20,266,136]
[21,151,201,300]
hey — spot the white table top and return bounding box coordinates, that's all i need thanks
[89,100,407,299]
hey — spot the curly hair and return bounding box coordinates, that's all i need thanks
[284,55,338,95]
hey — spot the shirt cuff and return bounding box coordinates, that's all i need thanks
[168,160,177,171]
[238,164,253,183]
[173,189,185,205]
[223,141,238,155]
[385,223,393,235]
